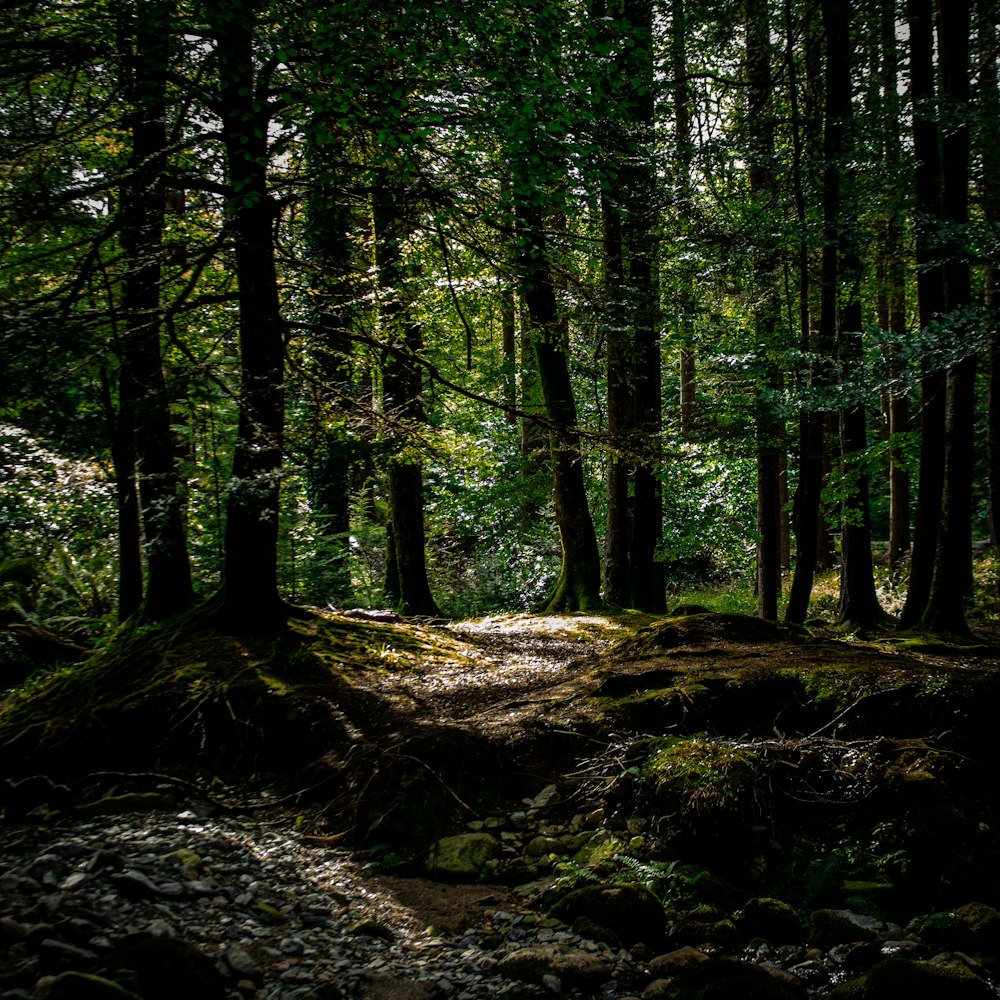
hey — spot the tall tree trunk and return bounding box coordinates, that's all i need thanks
[515,186,602,612]
[922,0,974,636]
[784,0,823,624]
[102,368,143,622]
[819,0,884,626]
[214,1,287,631]
[899,0,947,626]
[978,6,1000,587]
[747,0,782,620]
[673,0,697,441]
[119,0,193,622]
[598,0,662,611]
[877,0,911,569]
[373,181,439,618]
[301,136,354,607]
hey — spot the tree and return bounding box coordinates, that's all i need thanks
[210,0,288,630]
[598,0,664,612]
[899,0,947,626]
[372,174,440,618]
[118,0,194,622]
[920,0,975,635]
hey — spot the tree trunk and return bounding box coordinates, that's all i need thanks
[978,7,1000,589]
[373,181,440,618]
[876,0,911,569]
[784,0,823,624]
[214,2,287,631]
[816,0,884,626]
[922,0,975,636]
[301,137,354,607]
[101,368,143,622]
[516,189,602,612]
[747,0,783,620]
[119,0,193,622]
[596,0,662,611]
[899,0,946,627]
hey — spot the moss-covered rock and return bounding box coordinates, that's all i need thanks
[496,945,611,988]
[828,957,994,998]
[908,902,1000,957]
[46,973,141,1000]
[100,937,225,1000]
[736,898,803,945]
[425,833,500,881]
[657,956,802,999]
[808,910,882,950]
[548,883,666,948]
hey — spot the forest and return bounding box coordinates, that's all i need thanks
[4,1,1000,998]
[0,0,996,643]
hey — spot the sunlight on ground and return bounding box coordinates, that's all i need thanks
[453,613,626,636]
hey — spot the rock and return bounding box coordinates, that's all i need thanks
[100,937,226,1000]
[654,957,802,998]
[910,902,1000,957]
[0,918,28,947]
[648,946,709,976]
[642,981,674,999]
[548,884,666,948]
[38,940,99,969]
[221,947,260,982]
[425,834,500,881]
[108,871,167,900]
[525,786,560,810]
[808,909,883,950]
[44,973,140,1000]
[736,898,803,945]
[497,945,610,989]
[828,956,994,998]
[347,920,394,941]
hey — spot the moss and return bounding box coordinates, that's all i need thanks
[548,883,666,947]
[47,973,141,1000]
[829,957,994,999]
[659,957,801,999]
[736,898,803,944]
[808,909,880,950]
[101,937,225,1000]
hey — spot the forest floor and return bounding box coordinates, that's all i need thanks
[5,609,1000,997]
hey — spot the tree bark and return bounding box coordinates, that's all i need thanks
[978,7,1000,590]
[515,188,602,612]
[899,0,947,626]
[921,0,975,636]
[784,0,824,624]
[119,0,193,622]
[214,1,287,631]
[373,180,440,618]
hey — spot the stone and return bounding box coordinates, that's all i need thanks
[653,957,802,998]
[100,936,226,1000]
[44,973,140,1000]
[548,884,666,948]
[808,910,882,950]
[736,898,803,945]
[425,834,501,881]
[649,946,709,976]
[497,945,610,989]
[828,956,994,998]
[108,872,166,900]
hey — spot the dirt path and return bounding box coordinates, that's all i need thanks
[360,614,628,734]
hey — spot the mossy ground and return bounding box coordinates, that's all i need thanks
[4,608,1000,917]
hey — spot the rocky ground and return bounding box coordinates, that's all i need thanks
[5,611,1000,999]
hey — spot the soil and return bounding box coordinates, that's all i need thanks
[5,608,1000,936]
